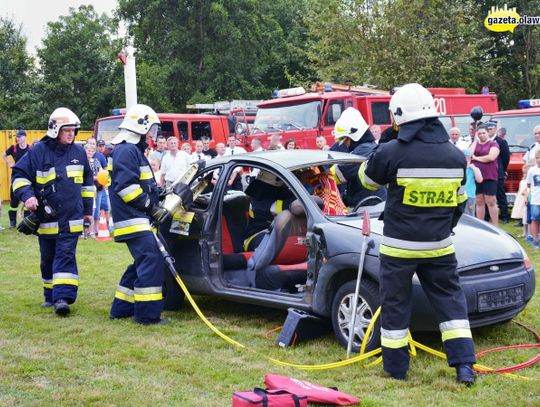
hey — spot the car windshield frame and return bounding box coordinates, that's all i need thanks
[253,100,322,132]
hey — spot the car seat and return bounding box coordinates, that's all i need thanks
[246,197,323,290]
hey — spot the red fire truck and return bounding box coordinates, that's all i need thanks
[489,100,540,205]
[237,83,498,149]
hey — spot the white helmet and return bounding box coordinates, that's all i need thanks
[113,104,160,144]
[332,107,369,142]
[389,83,438,126]
[46,108,80,139]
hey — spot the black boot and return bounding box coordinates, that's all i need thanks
[8,210,17,228]
[54,299,71,316]
[455,364,476,385]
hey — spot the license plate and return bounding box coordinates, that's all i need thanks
[478,285,524,312]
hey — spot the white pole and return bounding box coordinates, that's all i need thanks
[124,46,138,109]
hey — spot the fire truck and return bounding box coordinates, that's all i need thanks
[237,83,498,149]
[489,100,540,205]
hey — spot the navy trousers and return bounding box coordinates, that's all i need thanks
[110,232,165,322]
[379,254,476,376]
[39,236,79,304]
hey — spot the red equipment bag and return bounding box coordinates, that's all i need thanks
[265,374,359,406]
[232,388,307,407]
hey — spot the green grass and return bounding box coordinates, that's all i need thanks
[0,210,538,406]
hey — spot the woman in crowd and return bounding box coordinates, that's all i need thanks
[470,125,500,225]
[284,138,297,150]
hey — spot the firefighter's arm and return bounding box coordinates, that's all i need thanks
[2,151,15,168]
[112,148,155,212]
[358,146,389,191]
[451,166,468,230]
[81,155,95,217]
[11,152,36,207]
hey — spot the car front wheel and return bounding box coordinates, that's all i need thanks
[331,279,381,352]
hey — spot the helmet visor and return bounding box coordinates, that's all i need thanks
[147,123,160,141]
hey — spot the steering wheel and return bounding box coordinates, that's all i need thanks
[353,195,384,212]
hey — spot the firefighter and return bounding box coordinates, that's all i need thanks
[3,129,30,227]
[108,104,169,325]
[11,108,94,316]
[329,107,386,207]
[359,83,476,384]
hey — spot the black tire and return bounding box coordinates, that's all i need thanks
[162,268,185,311]
[331,279,381,352]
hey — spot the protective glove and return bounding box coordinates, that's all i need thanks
[17,212,40,235]
[195,159,206,171]
[173,183,194,210]
[148,205,169,225]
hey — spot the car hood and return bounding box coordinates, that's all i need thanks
[333,214,524,268]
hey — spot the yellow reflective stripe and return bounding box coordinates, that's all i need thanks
[53,279,79,286]
[119,185,143,203]
[108,158,113,171]
[69,220,84,233]
[43,283,53,289]
[38,222,59,235]
[396,178,462,207]
[457,186,468,203]
[81,190,95,198]
[114,223,152,237]
[67,170,83,178]
[276,200,283,214]
[12,177,32,191]
[36,168,56,184]
[358,161,380,191]
[381,336,409,349]
[115,291,135,303]
[248,208,254,219]
[380,244,455,259]
[329,164,346,185]
[140,165,153,180]
[441,328,472,342]
[134,293,163,302]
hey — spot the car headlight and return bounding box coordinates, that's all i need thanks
[518,243,532,269]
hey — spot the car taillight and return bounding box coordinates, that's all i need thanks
[518,244,532,269]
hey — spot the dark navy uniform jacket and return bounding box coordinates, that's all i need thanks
[11,137,94,237]
[359,118,467,259]
[109,140,160,241]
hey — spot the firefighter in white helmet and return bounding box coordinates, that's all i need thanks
[329,107,386,207]
[109,104,182,324]
[11,107,94,316]
[359,83,476,384]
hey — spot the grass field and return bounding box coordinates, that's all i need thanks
[0,209,538,406]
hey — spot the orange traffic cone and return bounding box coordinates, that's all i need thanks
[96,210,111,241]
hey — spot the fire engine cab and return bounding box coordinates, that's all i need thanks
[238,83,498,149]
[489,99,540,205]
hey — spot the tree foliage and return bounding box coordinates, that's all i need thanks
[0,17,36,129]
[116,0,313,110]
[36,5,124,128]
[306,0,494,93]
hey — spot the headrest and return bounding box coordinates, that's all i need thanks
[289,196,324,217]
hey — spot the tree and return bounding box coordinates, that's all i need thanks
[117,0,313,110]
[306,0,494,93]
[0,17,36,129]
[37,5,123,128]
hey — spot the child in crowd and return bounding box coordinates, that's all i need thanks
[463,150,483,216]
[511,163,530,238]
[526,150,540,248]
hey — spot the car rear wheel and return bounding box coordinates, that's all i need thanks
[331,279,381,352]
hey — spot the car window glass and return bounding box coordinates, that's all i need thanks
[177,121,188,141]
[161,121,174,139]
[192,121,212,141]
[371,102,391,125]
